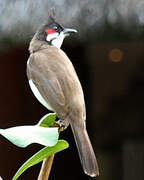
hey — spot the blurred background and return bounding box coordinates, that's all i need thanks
[0,0,144,179]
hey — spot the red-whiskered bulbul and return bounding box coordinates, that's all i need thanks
[27,15,99,177]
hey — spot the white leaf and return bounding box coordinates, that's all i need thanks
[0,126,58,148]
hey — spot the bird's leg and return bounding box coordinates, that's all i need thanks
[53,120,66,132]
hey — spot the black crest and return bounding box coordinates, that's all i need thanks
[34,7,64,42]
[47,7,56,24]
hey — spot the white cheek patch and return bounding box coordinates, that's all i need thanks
[46,32,59,42]
[29,79,53,111]
[51,33,65,49]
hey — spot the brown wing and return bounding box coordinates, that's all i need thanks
[27,46,84,120]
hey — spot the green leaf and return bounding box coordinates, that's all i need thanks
[12,140,69,180]
[0,126,58,147]
[37,113,56,127]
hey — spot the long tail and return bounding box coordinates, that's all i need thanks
[70,120,99,177]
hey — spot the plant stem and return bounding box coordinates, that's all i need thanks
[37,154,55,180]
[37,121,62,180]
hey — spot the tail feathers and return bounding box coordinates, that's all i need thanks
[70,121,99,177]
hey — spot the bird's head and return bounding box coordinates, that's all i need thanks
[36,15,77,49]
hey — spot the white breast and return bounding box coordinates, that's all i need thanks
[29,79,53,111]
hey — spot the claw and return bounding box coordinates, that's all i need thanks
[53,120,66,132]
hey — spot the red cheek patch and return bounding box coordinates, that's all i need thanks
[45,29,56,35]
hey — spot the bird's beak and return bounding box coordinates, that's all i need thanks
[63,28,77,36]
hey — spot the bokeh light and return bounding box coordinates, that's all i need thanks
[109,48,123,62]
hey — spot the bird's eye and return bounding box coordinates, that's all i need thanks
[53,26,58,30]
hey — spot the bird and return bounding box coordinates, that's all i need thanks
[27,13,99,177]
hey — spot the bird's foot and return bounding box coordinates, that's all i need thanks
[53,120,66,132]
